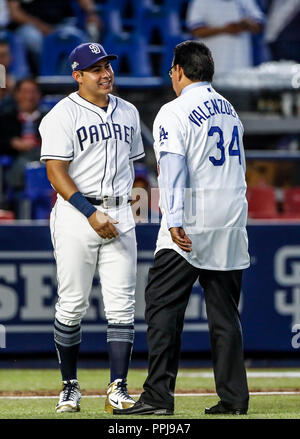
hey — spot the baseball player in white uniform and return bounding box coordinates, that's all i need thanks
[39,43,144,413]
[114,41,250,416]
[186,0,264,74]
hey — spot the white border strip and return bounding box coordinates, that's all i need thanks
[1,391,300,400]
[178,372,300,378]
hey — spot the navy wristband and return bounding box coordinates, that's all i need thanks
[68,192,97,218]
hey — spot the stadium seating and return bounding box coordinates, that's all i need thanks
[246,186,280,219]
[0,155,13,215]
[282,187,300,219]
[135,0,186,78]
[39,30,86,76]
[40,95,63,113]
[22,162,54,219]
[99,0,187,78]
[0,30,30,79]
[0,209,14,220]
[100,0,153,76]
[0,155,13,168]
[103,32,153,77]
[99,0,137,35]
[0,0,187,82]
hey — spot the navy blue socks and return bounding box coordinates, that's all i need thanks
[107,323,134,383]
[54,320,135,383]
[54,319,81,381]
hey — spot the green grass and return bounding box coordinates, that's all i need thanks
[0,369,300,418]
[0,395,300,419]
[0,368,300,392]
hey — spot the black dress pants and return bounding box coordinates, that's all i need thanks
[140,249,249,411]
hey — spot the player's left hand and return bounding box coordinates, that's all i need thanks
[88,210,119,239]
[169,227,192,252]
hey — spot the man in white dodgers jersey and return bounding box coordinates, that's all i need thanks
[114,41,250,416]
[39,43,144,413]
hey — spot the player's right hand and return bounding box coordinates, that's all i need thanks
[169,227,192,253]
[88,210,119,239]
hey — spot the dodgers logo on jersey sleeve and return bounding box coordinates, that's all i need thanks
[159,125,168,146]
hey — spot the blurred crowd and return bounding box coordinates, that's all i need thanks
[0,0,300,219]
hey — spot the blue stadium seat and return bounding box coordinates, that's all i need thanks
[99,0,138,35]
[0,30,30,79]
[164,0,189,15]
[70,0,87,31]
[0,155,13,208]
[39,30,86,76]
[160,35,186,80]
[23,162,54,219]
[136,0,183,44]
[40,95,63,113]
[133,0,186,79]
[104,33,153,77]
[98,0,188,79]
[0,155,13,168]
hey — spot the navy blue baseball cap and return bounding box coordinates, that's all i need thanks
[69,43,118,71]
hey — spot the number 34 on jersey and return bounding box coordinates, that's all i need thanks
[209,125,241,167]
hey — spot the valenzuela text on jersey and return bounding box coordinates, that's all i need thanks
[188,98,237,127]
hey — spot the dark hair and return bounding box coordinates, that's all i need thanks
[173,40,214,82]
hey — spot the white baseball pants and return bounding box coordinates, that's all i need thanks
[50,198,137,326]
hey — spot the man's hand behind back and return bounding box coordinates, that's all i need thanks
[169,227,192,252]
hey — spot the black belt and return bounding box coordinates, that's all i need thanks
[85,195,131,208]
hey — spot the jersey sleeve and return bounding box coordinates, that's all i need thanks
[153,105,186,158]
[240,0,265,23]
[186,0,209,30]
[39,106,74,163]
[159,152,187,229]
[129,106,145,161]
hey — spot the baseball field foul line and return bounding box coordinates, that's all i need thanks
[178,372,300,378]
[1,391,300,400]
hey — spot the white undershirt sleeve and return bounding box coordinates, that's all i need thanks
[159,152,187,229]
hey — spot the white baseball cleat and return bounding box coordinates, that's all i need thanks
[105,378,135,413]
[55,379,81,413]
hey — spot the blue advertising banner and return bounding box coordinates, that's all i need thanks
[0,222,300,354]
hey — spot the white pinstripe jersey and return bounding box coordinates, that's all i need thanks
[39,92,145,198]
